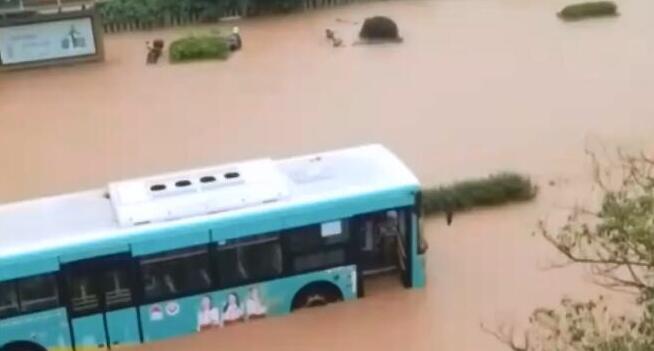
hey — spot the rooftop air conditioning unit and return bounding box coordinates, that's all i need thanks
[108,159,290,226]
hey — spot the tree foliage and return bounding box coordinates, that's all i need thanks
[97,0,303,27]
[488,150,654,351]
[422,172,537,216]
[558,1,618,20]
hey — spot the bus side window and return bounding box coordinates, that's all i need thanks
[284,221,350,273]
[0,281,19,317]
[18,274,60,313]
[68,272,100,314]
[103,269,133,309]
[286,226,322,254]
[216,234,282,287]
[140,246,212,301]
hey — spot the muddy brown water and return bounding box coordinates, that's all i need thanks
[2,0,654,349]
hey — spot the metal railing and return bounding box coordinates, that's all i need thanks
[1,0,94,15]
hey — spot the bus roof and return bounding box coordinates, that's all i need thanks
[0,144,419,266]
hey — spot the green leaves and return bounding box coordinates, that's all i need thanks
[491,152,654,351]
[97,0,303,28]
[421,172,537,216]
[169,35,230,63]
[558,1,618,20]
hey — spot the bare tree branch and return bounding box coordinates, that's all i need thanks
[481,323,527,351]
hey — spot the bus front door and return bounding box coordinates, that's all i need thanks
[64,254,141,350]
[354,209,411,288]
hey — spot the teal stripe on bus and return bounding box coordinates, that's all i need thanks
[59,244,130,263]
[411,213,426,288]
[132,230,210,256]
[211,187,417,242]
[0,256,59,281]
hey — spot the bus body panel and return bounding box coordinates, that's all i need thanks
[72,314,106,351]
[413,255,427,288]
[210,187,417,243]
[60,245,130,264]
[0,256,59,281]
[0,308,72,351]
[411,213,426,288]
[131,230,210,256]
[106,308,140,347]
[139,265,357,343]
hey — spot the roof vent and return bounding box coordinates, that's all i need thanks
[108,159,289,227]
[286,155,332,184]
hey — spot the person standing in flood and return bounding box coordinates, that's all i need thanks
[445,208,453,226]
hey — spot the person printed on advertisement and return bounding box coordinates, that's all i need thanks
[68,25,85,48]
[197,295,221,331]
[61,25,85,50]
[245,287,267,320]
[222,292,244,325]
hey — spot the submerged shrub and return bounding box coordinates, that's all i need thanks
[359,16,400,40]
[169,35,230,63]
[422,173,537,216]
[558,1,618,20]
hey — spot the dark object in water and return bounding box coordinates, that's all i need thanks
[558,1,618,20]
[445,209,453,226]
[227,27,242,51]
[227,34,242,51]
[146,39,165,64]
[359,16,400,40]
[325,29,343,48]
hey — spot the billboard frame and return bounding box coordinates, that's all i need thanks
[0,8,104,71]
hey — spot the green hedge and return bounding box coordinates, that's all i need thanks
[422,173,537,216]
[97,0,303,28]
[558,1,618,20]
[169,35,230,63]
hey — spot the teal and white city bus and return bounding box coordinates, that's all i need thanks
[0,144,427,351]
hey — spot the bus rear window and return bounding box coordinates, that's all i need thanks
[18,274,60,313]
[0,282,19,318]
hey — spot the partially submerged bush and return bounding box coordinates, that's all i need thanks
[422,173,537,216]
[169,35,230,63]
[558,1,618,20]
[359,16,401,41]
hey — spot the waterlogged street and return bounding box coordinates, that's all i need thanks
[2,0,654,349]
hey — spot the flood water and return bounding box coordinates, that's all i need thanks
[2,0,654,349]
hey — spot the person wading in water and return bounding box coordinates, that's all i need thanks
[445,203,454,226]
